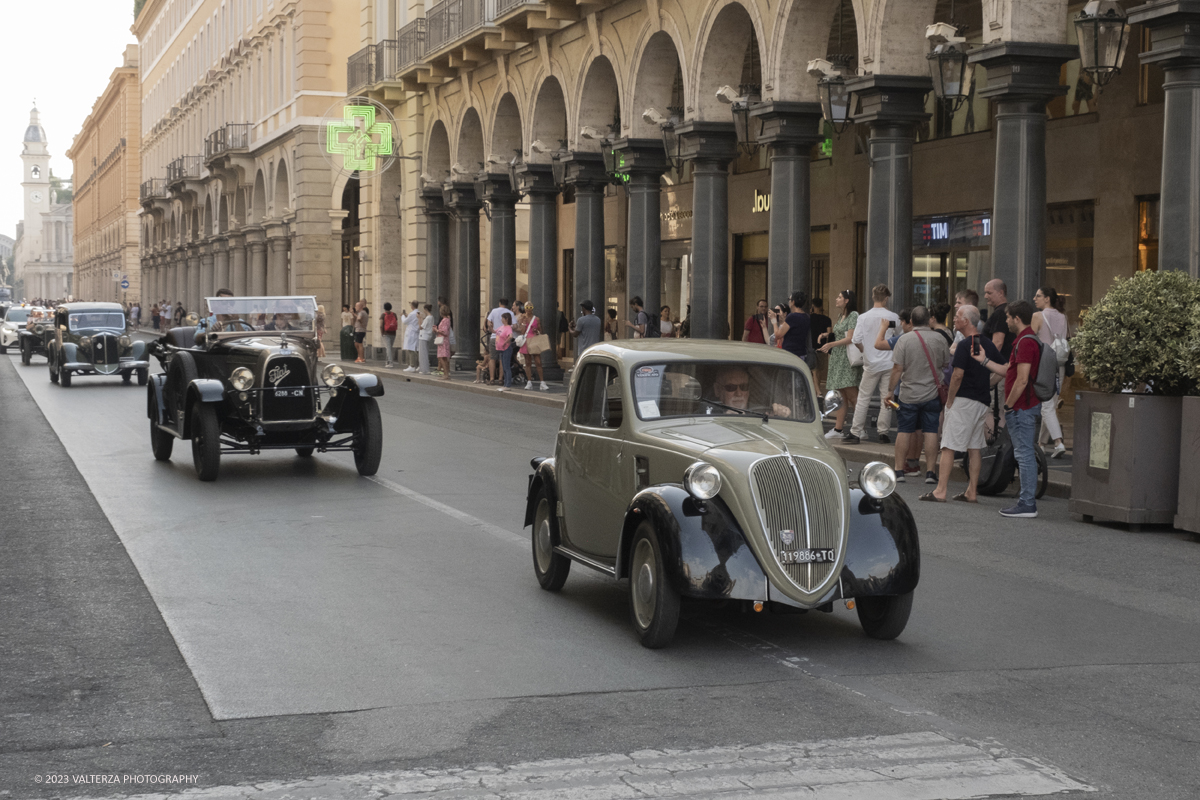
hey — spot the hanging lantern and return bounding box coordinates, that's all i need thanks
[1074,0,1129,87]
[927,42,971,110]
[551,152,566,187]
[817,75,852,135]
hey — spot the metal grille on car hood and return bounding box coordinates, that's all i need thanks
[94,334,120,373]
[750,455,847,597]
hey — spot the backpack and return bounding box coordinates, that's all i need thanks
[382,311,398,334]
[1017,333,1057,402]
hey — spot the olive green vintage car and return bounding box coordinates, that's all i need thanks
[525,340,918,648]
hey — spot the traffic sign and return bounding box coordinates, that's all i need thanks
[120,280,130,289]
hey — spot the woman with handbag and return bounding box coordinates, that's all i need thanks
[517,304,549,391]
[1032,286,1069,458]
[818,289,862,439]
[435,303,453,380]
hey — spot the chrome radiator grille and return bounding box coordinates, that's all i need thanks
[750,455,846,593]
[94,334,120,374]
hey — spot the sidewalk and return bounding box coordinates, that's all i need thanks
[326,352,1073,498]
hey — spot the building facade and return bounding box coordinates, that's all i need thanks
[68,46,143,305]
[134,0,360,318]
[13,107,74,301]
[338,0,1197,374]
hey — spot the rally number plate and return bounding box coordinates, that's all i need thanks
[779,548,836,565]
[273,388,305,397]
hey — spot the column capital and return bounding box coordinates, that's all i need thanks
[515,163,560,196]
[675,121,739,164]
[265,222,290,240]
[844,75,932,125]
[199,241,214,258]
[244,226,266,247]
[749,101,825,146]
[476,173,520,204]
[561,152,608,192]
[421,185,449,213]
[442,180,483,210]
[611,138,670,176]
[969,42,1078,101]
[1129,0,1200,67]
[213,236,229,252]
[226,230,245,245]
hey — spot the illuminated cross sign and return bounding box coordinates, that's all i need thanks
[326,105,393,171]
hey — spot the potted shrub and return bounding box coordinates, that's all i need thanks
[1177,298,1200,535]
[1069,270,1200,529]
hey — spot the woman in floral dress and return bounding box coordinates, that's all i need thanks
[818,289,862,438]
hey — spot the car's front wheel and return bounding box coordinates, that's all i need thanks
[856,591,913,640]
[137,368,149,386]
[48,350,58,382]
[20,340,31,365]
[352,397,382,476]
[121,369,133,384]
[295,447,314,457]
[629,522,680,649]
[59,363,71,387]
[532,490,570,591]
[149,388,174,462]
[191,403,221,481]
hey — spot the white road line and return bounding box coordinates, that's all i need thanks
[368,475,527,546]
[64,732,1093,800]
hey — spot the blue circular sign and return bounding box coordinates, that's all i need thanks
[120,280,130,289]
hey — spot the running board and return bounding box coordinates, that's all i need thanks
[553,545,617,577]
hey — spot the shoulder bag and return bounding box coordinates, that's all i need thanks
[915,332,949,406]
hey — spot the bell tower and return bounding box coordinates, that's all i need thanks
[21,105,50,255]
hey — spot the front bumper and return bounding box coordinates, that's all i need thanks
[63,359,150,372]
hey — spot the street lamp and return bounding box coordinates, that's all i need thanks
[808,59,853,136]
[1074,0,1129,87]
[926,23,971,111]
[643,108,682,170]
[716,85,758,155]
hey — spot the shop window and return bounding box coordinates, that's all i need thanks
[1045,201,1095,324]
[1137,196,1159,272]
[1138,27,1165,106]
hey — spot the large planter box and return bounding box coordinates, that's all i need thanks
[1069,392,1182,528]
[1177,396,1200,534]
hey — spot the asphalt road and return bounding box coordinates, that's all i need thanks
[1,351,1198,799]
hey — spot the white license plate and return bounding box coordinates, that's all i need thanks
[779,548,836,565]
[274,388,305,397]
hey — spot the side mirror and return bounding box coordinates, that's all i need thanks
[821,389,842,419]
[184,312,200,326]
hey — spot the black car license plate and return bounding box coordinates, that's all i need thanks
[274,388,305,397]
[779,548,836,565]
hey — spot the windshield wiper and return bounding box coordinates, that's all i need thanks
[704,398,769,423]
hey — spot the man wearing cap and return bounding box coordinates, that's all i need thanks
[568,300,603,360]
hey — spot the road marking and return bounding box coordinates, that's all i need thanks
[65,732,1092,799]
[368,475,527,546]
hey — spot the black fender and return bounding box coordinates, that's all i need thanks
[61,342,78,363]
[130,339,147,360]
[840,489,920,598]
[524,457,558,533]
[345,373,384,397]
[147,374,168,423]
[618,485,768,602]
[187,378,226,404]
[330,386,377,432]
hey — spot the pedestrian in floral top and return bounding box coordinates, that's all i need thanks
[818,289,862,439]
[436,304,453,380]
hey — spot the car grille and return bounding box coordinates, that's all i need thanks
[94,334,120,374]
[261,356,314,421]
[750,455,846,594]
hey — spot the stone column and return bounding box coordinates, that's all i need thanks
[186,244,201,313]
[677,122,738,340]
[214,237,230,292]
[751,102,825,305]
[266,224,290,295]
[970,43,1076,300]
[516,164,562,376]
[227,232,247,296]
[476,176,519,308]
[421,187,451,316]
[443,182,483,372]
[844,75,931,307]
[614,139,669,333]
[1129,0,1200,277]
[562,152,608,309]
[245,227,267,296]
[199,242,215,301]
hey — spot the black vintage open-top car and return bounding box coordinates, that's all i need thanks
[148,295,384,481]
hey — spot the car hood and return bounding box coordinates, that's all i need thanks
[636,416,845,475]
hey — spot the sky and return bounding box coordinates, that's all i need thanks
[2,0,138,241]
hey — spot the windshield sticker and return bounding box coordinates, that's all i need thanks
[638,400,660,418]
[635,366,661,378]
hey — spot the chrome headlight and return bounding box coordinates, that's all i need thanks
[119,335,131,348]
[322,363,346,387]
[230,367,255,391]
[79,335,92,349]
[683,461,722,500]
[859,461,896,499]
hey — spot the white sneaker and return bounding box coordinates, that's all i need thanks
[403,366,416,373]
[540,382,549,391]
[825,428,843,439]
[1051,442,1067,459]
[524,381,533,390]
[497,386,508,392]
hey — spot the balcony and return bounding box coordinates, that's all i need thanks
[166,156,204,185]
[139,178,167,203]
[426,0,496,52]
[204,123,252,160]
[398,19,426,71]
[348,45,374,94]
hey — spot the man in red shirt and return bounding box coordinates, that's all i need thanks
[972,299,1040,518]
[742,299,770,344]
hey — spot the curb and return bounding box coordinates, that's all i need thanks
[317,358,569,409]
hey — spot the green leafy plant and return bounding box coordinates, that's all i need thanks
[1182,291,1200,391]
[1073,270,1200,396]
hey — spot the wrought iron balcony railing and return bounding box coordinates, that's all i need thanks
[166,156,204,183]
[204,123,252,159]
[426,0,496,54]
[374,40,399,82]
[140,178,167,202]
[398,18,426,70]
[348,45,374,93]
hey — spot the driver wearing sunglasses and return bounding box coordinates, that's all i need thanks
[711,366,792,418]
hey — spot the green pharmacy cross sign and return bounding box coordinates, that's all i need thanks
[326,105,393,171]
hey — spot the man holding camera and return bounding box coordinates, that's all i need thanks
[846,284,900,445]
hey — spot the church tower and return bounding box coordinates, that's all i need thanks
[20,105,50,258]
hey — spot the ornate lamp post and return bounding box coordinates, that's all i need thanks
[716,85,759,155]
[808,59,853,135]
[926,24,971,110]
[1074,0,1130,87]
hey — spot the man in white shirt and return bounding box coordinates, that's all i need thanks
[485,298,512,383]
[401,301,421,372]
[845,284,900,445]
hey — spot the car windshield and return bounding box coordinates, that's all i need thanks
[69,312,126,331]
[5,309,29,323]
[205,296,317,332]
[631,361,816,423]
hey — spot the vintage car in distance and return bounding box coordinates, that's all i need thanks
[44,302,149,386]
[0,305,50,364]
[148,295,384,481]
[525,340,918,648]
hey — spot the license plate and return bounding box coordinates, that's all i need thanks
[779,548,836,565]
[274,388,305,397]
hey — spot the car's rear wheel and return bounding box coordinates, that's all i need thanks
[191,403,221,481]
[21,340,31,365]
[856,591,913,640]
[59,364,71,387]
[295,447,314,457]
[629,521,680,649]
[532,490,570,591]
[137,368,149,386]
[352,397,382,476]
[149,388,174,462]
[48,350,57,382]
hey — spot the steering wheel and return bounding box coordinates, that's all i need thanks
[217,319,255,332]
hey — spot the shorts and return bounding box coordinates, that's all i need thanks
[353,331,366,343]
[940,396,988,451]
[896,397,941,434]
[488,337,498,359]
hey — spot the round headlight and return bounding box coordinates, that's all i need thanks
[230,367,255,391]
[322,363,346,387]
[79,335,92,349]
[683,461,722,500]
[119,335,131,348]
[859,461,897,500]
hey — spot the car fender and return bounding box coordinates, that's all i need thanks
[345,373,384,397]
[61,342,77,363]
[618,485,768,602]
[840,490,920,598]
[187,378,226,404]
[147,374,168,423]
[130,339,147,360]
[524,457,559,534]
